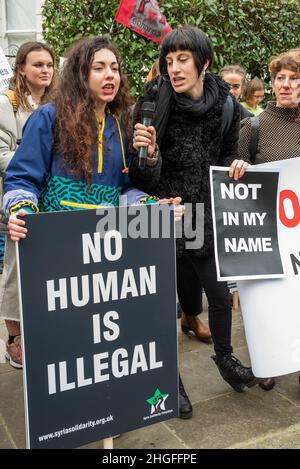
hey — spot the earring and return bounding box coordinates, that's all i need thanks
[201,70,206,80]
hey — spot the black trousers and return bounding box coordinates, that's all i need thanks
[177,251,233,357]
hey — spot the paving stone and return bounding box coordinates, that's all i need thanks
[0,360,16,375]
[165,387,300,449]
[82,422,186,450]
[228,422,300,449]
[274,372,300,407]
[0,417,15,449]
[0,371,26,448]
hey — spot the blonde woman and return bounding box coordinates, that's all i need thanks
[0,41,56,368]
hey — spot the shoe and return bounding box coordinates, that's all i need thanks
[259,378,276,391]
[179,375,193,419]
[181,312,212,343]
[5,335,23,369]
[212,354,258,393]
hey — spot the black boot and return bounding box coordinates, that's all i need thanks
[212,354,258,393]
[179,374,193,419]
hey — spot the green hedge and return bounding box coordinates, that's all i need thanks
[42,0,300,99]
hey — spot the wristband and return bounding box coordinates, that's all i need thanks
[9,201,39,215]
[139,195,160,205]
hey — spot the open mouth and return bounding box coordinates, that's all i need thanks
[102,84,115,91]
[172,77,185,85]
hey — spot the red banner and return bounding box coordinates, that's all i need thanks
[115,0,171,44]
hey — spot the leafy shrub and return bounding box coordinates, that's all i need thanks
[42,0,300,99]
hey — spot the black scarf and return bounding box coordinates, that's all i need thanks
[153,73,228,147]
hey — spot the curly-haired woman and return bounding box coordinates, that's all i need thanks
[3,36,183,369]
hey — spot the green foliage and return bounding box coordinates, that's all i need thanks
[42,0,300,99]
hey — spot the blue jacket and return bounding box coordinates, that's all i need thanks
[4,103,146,215]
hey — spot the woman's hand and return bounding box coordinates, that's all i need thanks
[8,209,28,241]
[158,196,185,221]
[133,123,156,157]
[229,159,250,180]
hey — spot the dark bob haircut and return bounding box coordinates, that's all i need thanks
[159,26,214,78]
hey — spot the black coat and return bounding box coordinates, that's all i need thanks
[130,76,241,257]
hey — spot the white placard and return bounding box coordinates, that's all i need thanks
[0,47,13,92]
[238,157,300,377]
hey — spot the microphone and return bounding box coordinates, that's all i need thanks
[138,101,155,170]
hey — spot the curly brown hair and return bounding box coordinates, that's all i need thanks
[11,41,57,112]
[53,36,133,182]
[269,52,300,81]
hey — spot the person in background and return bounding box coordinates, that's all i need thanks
[0,41,56,369]
[241,78,265,116]
[146,58,160,82]
[219,64,253,119]
[131,26,258,419]
[236,49,300,391]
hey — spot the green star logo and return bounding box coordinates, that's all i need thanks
[146,388,169,415]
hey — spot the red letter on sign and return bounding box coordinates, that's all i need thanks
[279,190,300,228]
